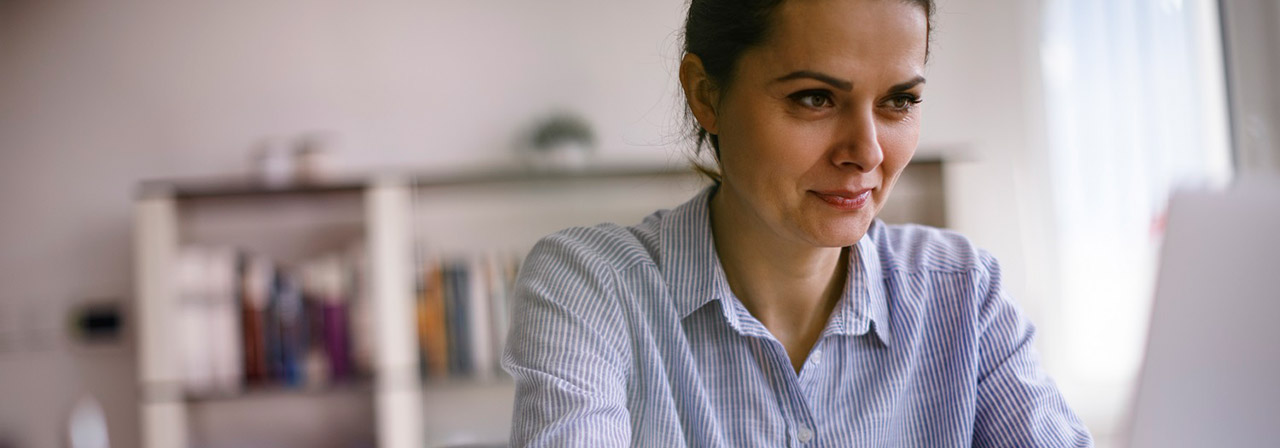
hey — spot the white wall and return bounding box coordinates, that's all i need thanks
[924,1,1068,386]
[0,0,1063,446]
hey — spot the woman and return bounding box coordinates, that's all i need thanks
[503,0,1093,446]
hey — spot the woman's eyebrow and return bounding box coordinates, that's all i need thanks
[773,71,927,93]
[773,70,853,91]
[888,76,927,93]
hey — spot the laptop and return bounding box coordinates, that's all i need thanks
[1124,179,1280,447]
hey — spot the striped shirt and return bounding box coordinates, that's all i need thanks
[502,185,1093,447]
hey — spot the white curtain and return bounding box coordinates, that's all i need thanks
[1040,0,1233,417]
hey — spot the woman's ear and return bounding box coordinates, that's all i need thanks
[679,53,720,136]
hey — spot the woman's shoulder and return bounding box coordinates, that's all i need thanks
[512,209,670,328]
[868,221,999,276]
[869,222,1009,315]
[523,208,668,277]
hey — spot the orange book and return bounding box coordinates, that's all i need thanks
[417,260,450,378]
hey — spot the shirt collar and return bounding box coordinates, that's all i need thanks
[839,221,893,346]
[659,185,893,346]
[659,185,742,330]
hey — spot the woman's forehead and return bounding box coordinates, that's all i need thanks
[750,0,927,83]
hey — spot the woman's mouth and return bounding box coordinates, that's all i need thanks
[810,189,872,211]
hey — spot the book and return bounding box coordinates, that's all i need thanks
[347,241,374,378]
[206,247,243,394]
[487,252,518,379]
[176,244,368,397]
[414,250,522,380]
[240,254,272,385]
[418,258,450,378]
[315,255,352,382]
[468,255,494,381]
[269,272,305,388]
[445,259,472,376]
[177,247,214,395]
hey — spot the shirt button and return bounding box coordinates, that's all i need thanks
[797,426,814,443]
[811,350,823,365]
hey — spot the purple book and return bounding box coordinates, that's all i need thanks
[322,302,351,381]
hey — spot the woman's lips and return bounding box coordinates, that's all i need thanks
[811,189,872,211]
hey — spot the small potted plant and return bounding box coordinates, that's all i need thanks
[523,112,596,171]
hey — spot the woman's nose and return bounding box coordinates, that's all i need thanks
[830,107,884,173]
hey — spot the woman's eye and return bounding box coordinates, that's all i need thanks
[791,91,834,109]
[886,95,922,112]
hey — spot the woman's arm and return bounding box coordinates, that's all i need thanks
[970,253,1094,448]
[502,231,632,447]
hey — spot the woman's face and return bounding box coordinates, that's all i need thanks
[696,0,928,248]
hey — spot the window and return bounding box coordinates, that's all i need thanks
[1040,0,1233,425]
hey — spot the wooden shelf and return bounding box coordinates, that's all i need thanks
[181,380,375,403]
[139,165,698,200]
[136,154,966,201]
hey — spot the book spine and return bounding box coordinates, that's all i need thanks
[299,260,328,389]
[175,245,370,394]
[322,301,349,381]
[348,240,374,379]
[321,255,351,382]
[443,261,459,376]
[242,255,271,385]
[178,247,213,396]
[410,249,525,381]
[419,258,450,378]
[430,262,449,378]
[487,252,514,378]
[208,247,243,395]
[279,274,306,388]
[448,260,473,377]
[469,255,494,381]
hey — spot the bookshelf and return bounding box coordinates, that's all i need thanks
[133,157,952,447]
[133,166,705,448]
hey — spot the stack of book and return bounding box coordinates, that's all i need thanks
[174,243,372,397]
[416,251,522,381]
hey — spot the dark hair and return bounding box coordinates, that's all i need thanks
[681,0,936,181]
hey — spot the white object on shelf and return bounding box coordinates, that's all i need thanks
[250,137,294,188]
[294,132,339,184]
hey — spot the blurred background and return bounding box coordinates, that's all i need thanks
[1,0,1277,447]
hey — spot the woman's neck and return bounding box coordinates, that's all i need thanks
[709,184,848,366]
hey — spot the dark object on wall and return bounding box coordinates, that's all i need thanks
[72,302,123,343]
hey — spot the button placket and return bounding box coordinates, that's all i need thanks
[756,336,821,447]
[797,425,814,443]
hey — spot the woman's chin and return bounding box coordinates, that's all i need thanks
[802,216,873,247]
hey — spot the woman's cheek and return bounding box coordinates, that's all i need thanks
[880,123,919,156]
[771,122,832,163]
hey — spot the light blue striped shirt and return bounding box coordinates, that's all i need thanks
[502,186,1093,447]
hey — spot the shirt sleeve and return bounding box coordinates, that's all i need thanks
[501,230,632,447]
[971,253,1095,448]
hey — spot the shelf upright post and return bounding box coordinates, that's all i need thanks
[366,178,425,448]
[134,192,189,448]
